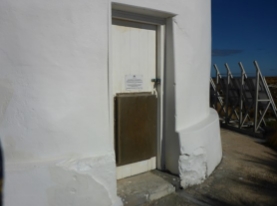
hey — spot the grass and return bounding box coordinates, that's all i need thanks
[268,126,277,148]
[265,77,277,148]
[265,120,277,149]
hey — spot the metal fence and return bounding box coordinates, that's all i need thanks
[210,61,277,135]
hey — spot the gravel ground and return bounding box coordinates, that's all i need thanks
[144,129,277,206]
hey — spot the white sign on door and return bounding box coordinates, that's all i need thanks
[125,75,144,91]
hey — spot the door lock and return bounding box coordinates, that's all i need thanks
[151,78,161,84]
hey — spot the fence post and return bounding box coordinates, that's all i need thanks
[225,63,233,124]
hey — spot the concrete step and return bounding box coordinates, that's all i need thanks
[117,170,180,206]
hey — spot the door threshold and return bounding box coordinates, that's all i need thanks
[117,170,181,205]
[117,157,156,180]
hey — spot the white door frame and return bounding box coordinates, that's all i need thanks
[109,10,166,175]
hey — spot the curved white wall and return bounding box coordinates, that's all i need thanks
[0,1,120,205]
[0,0,221,205]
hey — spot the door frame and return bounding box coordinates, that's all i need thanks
[109,9,166,172]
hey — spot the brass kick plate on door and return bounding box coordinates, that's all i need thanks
[114,93,157,166]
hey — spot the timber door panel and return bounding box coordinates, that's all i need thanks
[115,93,157,166]
[112,19,156,94]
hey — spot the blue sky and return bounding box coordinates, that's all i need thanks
[211,0,277,77]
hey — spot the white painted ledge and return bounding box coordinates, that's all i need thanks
[178,108,222,188]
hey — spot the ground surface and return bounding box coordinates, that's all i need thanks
[143,129,277,206]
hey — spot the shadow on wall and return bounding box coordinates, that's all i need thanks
[162,18,180,174]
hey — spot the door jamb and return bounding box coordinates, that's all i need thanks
[156,24,165,170]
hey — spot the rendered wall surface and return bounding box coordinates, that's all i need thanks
[0,0,222,205]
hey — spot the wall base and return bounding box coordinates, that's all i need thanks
[178,108,222,188]
[4,153,122,206]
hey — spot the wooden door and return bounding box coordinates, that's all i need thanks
[112,19,158,179]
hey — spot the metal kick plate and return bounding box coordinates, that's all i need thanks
[115,93,157,166]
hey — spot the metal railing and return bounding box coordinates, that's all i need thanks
[210,61,277,134]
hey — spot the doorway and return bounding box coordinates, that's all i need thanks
[111,18,164,179]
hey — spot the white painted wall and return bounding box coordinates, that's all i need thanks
[0,0,222,205]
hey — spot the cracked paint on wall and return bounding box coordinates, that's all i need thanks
[48,167,112,206]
